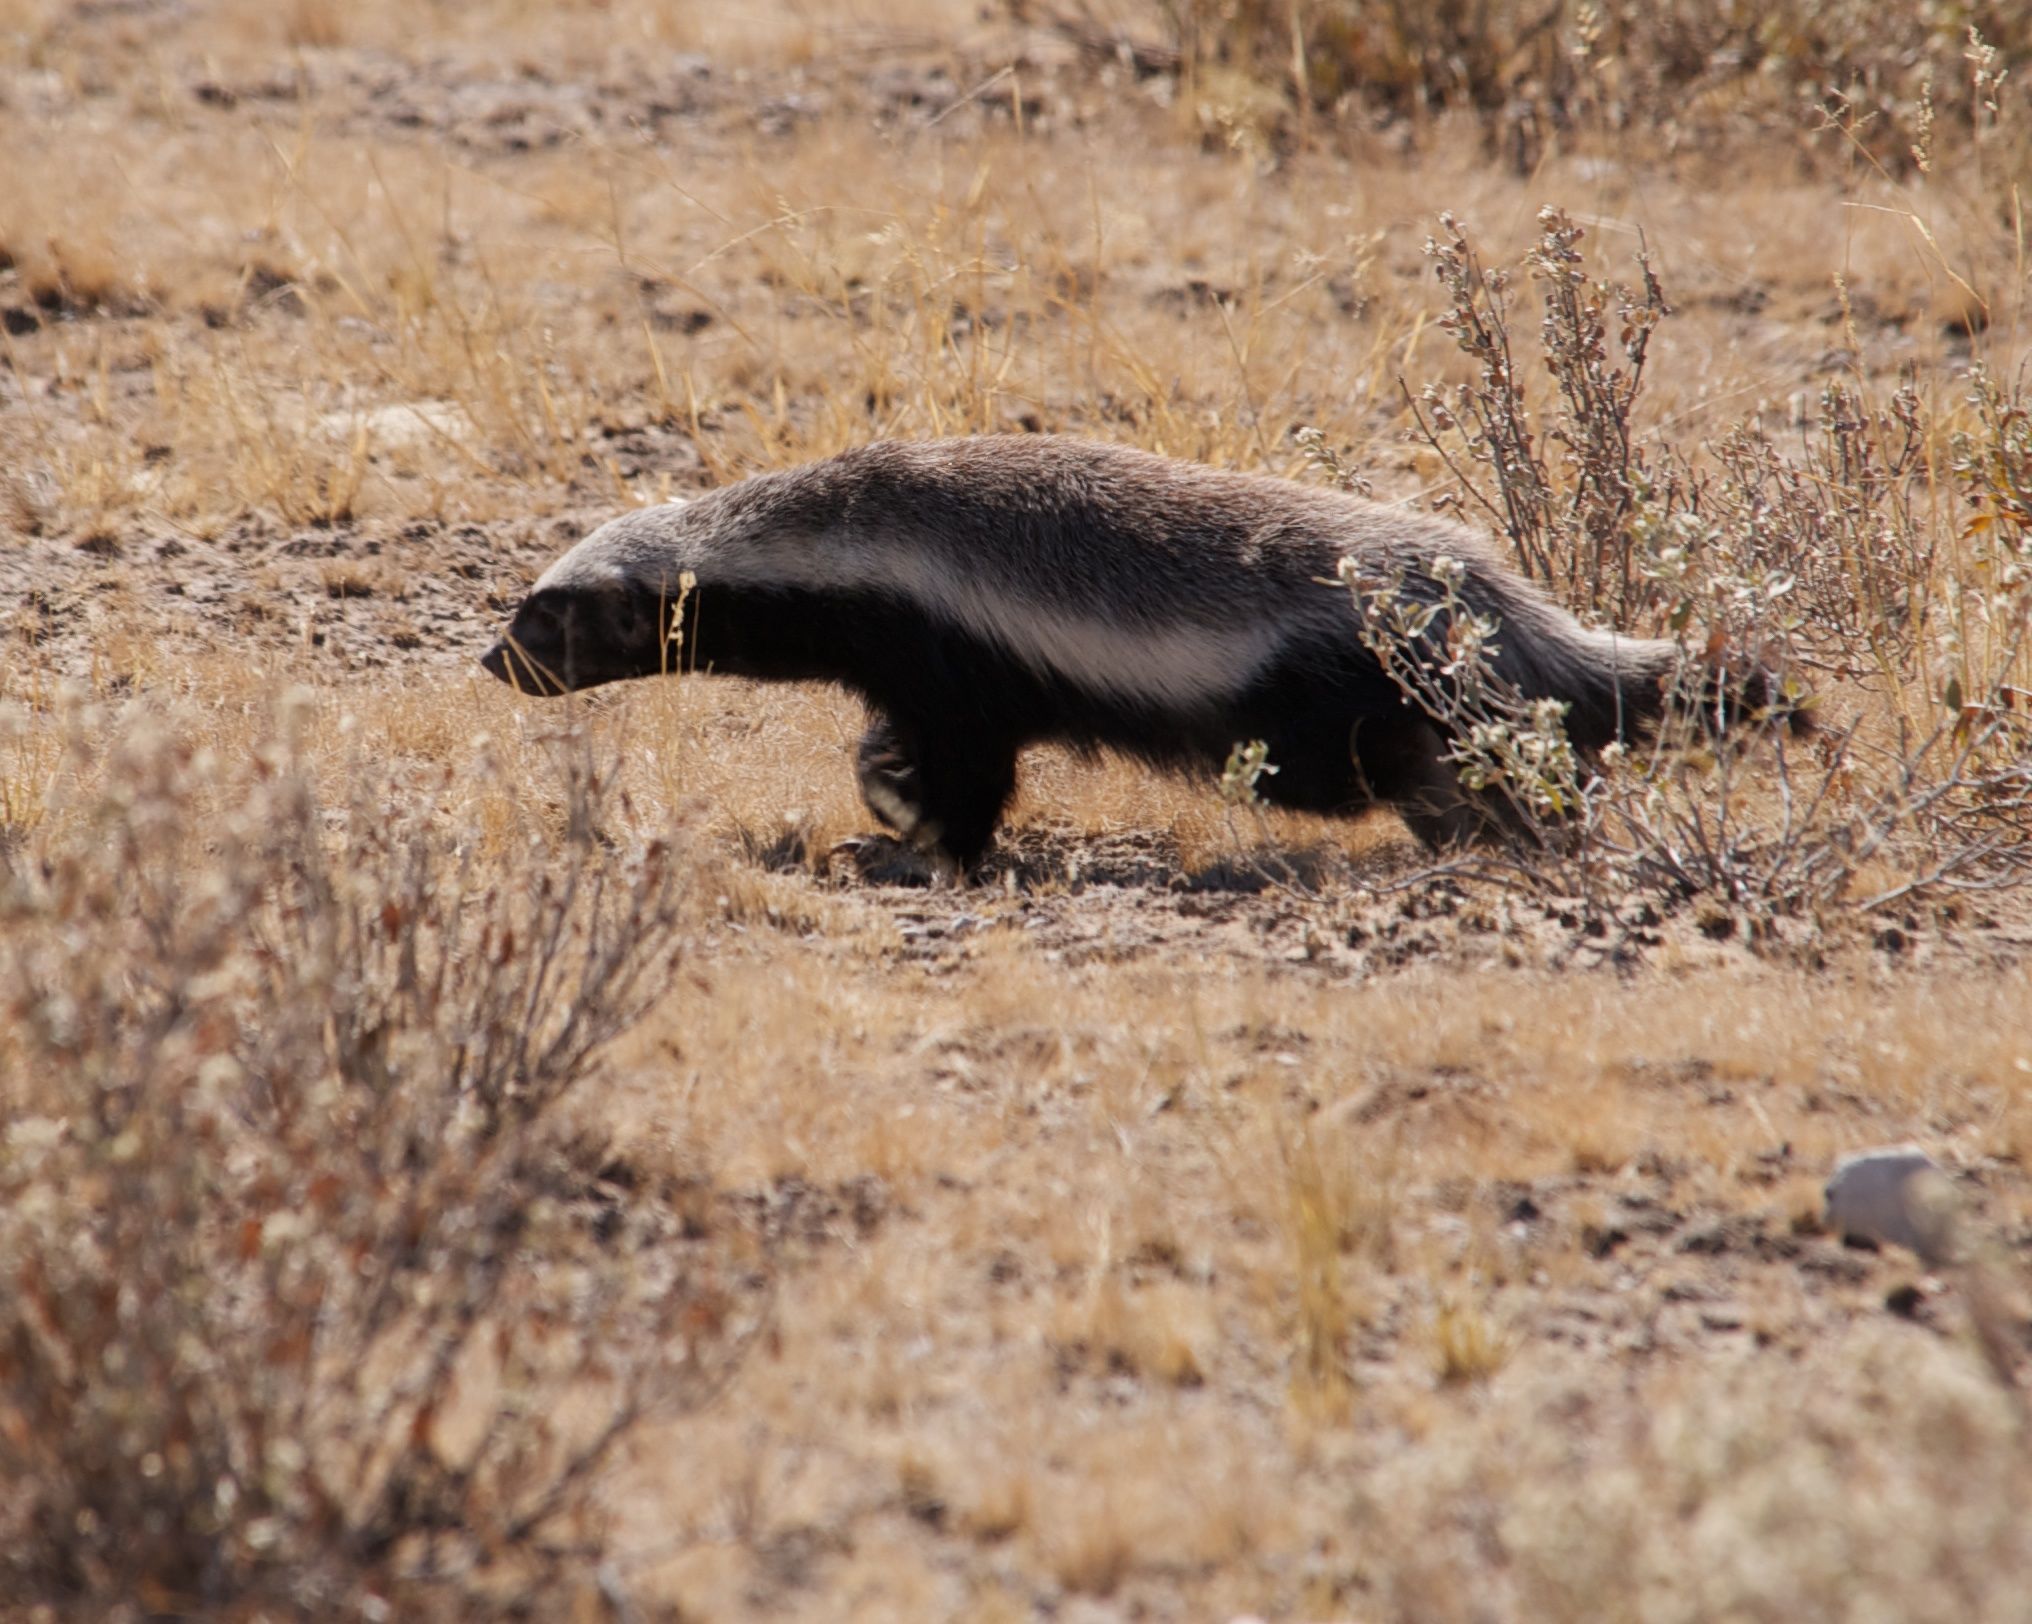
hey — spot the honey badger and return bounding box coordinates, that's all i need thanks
[481,436,1787,867]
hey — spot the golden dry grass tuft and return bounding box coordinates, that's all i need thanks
[4,1,2032,1619]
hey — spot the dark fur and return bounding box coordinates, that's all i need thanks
[481,436,1793,867]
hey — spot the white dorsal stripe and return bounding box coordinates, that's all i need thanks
[544,523,1289,712]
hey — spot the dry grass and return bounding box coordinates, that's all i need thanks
[4,0,2032,1618]
[1141,0,2032,174]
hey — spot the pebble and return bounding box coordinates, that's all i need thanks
[1824,1146,1958,1263]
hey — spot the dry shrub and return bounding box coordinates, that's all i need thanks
[1128,0,2029,167]
[1405,209,1668,625]
[0,696,752,1614]
[1402,208,1956,668]
[1331,208,2032,931]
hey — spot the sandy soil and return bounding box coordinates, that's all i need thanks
[5,3,2032,1618]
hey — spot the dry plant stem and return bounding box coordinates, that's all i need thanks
[1406,209,1667,621]
[1405,218,1554,583]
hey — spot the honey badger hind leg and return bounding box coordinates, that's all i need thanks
[855,712,1019,872]
[1337,712,1531,852]
[1229,695,1514,853]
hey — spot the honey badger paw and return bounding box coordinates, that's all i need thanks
[854,714,1017,872]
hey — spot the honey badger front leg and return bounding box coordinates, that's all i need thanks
[855,712,1018,871]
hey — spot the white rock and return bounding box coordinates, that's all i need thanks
[318,399,469,453]
[1824,1146,1958,1263]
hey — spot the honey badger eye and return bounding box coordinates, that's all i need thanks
[522,594,571,633]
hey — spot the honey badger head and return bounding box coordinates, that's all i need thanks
[480,502,703,695]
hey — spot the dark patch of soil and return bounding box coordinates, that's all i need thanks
[0,510,595,681]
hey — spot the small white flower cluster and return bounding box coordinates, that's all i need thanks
[1294,425,1376,499]
[1219,737,1280,807]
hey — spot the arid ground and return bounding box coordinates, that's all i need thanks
[5,2,2032,1619]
